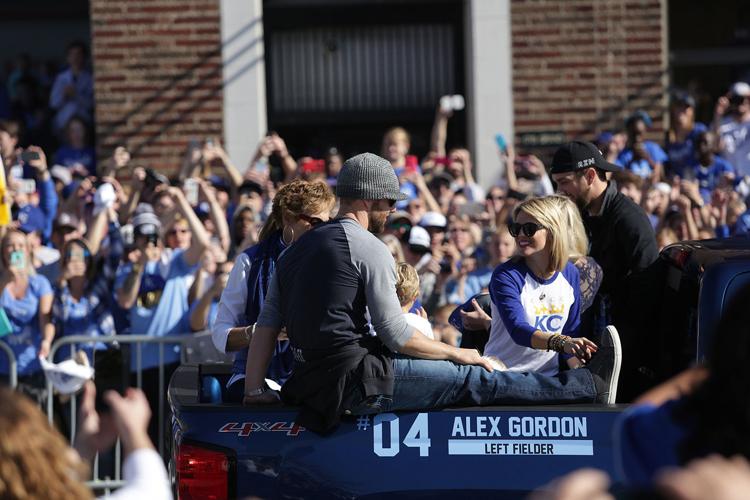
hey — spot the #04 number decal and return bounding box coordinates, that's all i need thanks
[373,413,431,457]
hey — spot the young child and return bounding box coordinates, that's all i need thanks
[396,262,434,340]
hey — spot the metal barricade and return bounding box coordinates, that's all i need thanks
[0,339,17,389]
[46,332,219,494]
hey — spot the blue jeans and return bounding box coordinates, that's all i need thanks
[348,356,596,414]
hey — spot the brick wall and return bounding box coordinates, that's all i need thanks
[90,0,224,176]
[511,0,668,144]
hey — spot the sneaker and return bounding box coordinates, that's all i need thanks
[482,355,507,371]
[587,325,622,404]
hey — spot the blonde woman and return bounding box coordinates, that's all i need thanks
[484,195,597,375]
[0,229,54,403]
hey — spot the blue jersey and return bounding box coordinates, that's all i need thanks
[616,142,668,178]
[486,259,581,375]
[665,123,707,178]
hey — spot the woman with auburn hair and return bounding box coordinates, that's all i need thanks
[211,179,335,402]
[484,195,597,375]
[0,387,92,500]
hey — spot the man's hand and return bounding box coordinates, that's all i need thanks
[451,347,494,372]
[75,381,118,462]
[715,95,730,118]
[105,387,154,454]
[243,389,281,406]
[657,455,750,500]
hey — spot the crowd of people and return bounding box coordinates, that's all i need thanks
[2,36,750,498]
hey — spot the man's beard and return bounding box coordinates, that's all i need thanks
[367,210,388,234]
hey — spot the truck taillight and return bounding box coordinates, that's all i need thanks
[176,443,229,500]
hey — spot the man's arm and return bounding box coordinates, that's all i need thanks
[168,187,210,267]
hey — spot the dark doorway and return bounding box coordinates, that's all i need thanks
[669,0,750,124]
[263,0,466,160]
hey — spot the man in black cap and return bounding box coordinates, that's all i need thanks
[551,140,658,401]
[242,152,621,433]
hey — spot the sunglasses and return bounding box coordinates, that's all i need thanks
[298,214,325,226]
[168,228,190,236]
[509,222,546,238]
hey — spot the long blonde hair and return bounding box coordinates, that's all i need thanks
[0,229,36,276]
[0,387,93,499]
[513,195,587,273]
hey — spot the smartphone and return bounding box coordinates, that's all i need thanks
[9,251,25,271]
[507,189,528,201]
[9,165,23,181]
[20,151,40,163]
[184,178,199,206]
[405,155,419,173]
[18,179,36,194]
[494,134,507,152]
[458,202,486,217]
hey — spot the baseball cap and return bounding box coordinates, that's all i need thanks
[407,226,431,250]
[550,141,622,175]
[50,165,73,186]
[626,109,653,128]
[132,211,161,237]
[208,175,231,193]
[16,205,46,234]
[239,180,264,196]
[54,212,80,231]
[671,90,696,108]
[336,152,408,202]
[387,210,412,225]
[419,211,447,229]
[729,81,750,98]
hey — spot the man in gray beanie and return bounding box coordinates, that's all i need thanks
[242,153,621,433]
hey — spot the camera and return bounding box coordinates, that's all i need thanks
[144,168,169,191]
[440,94,465,113]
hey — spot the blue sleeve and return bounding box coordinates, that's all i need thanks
[561,263,581,338]
[647,142,668,164]
[38,177,58,243]
[114,262,132,290]
[716,157,735,175]
[715,224,731,238]
[168,249,198,278]
[32,274,53,298]
[488,264,536,347]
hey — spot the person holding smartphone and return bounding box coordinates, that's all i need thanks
[0,229,54,404]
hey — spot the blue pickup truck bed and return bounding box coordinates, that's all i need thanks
[169,364,626,499]
[168,238,750,498]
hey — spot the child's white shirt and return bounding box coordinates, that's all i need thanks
[403,312,434,340]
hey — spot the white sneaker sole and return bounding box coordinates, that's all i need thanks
[602,325,622,404]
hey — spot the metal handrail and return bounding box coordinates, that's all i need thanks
[46,332,215,492]
[0,339,17,388]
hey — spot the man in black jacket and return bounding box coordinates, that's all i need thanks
[551,141,659,401]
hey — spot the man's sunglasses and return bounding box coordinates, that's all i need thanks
[508,222,545,238]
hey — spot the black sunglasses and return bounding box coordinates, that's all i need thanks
[298,214,325,226]
[509,222,546,238]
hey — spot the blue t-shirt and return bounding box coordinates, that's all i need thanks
[393,166,419,210]
[616,400,686,487]
[665,123,707,178]
[54,146,97,176]
[686,156,736,203]
[0,274,53,375]
[718,118,750,176]
[616,142,669,178]
[52,284,115,363]
[486,259,581,375]
[115,249,197,371]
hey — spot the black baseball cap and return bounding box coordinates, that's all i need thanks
[550,141,621,175]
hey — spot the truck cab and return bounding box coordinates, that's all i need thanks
[168,238,750,498]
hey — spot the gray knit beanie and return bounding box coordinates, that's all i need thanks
[336,152,408,201]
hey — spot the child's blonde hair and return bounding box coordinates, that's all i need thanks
[396,262,420,306]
